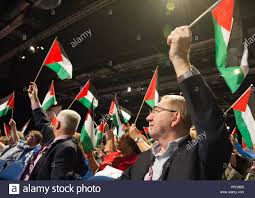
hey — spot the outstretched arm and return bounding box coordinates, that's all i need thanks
[28,82,54,143]
[167,26,232,178]
[9,119,19,144]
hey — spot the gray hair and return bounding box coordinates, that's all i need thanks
[161,95,192,130]
[57,109,81,133]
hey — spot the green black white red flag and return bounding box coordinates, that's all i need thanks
[212,0,249,93]
[232,85,255,148]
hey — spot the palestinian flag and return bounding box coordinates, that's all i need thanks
[117,123,127,138]
[108,96,121,127]
[21,119,31,133]
[242,138,247,150]
[231,127,238,140]
[42,81,57,111]
[51,114,58,127]
[80,106,95,153]
[3,123,11,137]
[94,122,105,148]
[143,127,149,134]
[232,86,255,148]
[212,0,249,93]
[0,93,14,118]
[75,80,98,109]
[44,39,73,80]
[119,106,131,124]
[144,66,159,108]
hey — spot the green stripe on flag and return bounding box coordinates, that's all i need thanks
[42,97,56,111]
[80,125,94,153]
[213,18,228,68]
[213,18,245,93]
[145,99,155,109]
[95,132,103,148]
[0,106,12,117]
[234,110,254,148]
[78,98,94,109]
[47,62,71,80]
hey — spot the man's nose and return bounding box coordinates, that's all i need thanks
[146,112,153,122]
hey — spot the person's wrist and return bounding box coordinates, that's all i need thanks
[31,96,39,102]
[171,57,191,77]
[31,97,41,110]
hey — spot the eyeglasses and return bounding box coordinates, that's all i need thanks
[151,106,177,115]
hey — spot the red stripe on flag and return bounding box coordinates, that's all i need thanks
[7,94,15,109]
[76,81,90,100]
[143,127,149,134]
[212,0,234,31]
[145,68,158,101]
[44,40,63,65]
[3,123,11,137]
[232,87,252,112]
[50,81,55,96]
[51,114,58,127]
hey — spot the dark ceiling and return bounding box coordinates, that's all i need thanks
[0,0,255,130]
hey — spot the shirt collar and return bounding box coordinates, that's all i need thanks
[151,136,186,157]
[53,135,72,143]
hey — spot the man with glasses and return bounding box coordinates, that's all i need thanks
[120,26,232,180]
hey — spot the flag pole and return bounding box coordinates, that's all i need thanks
[189,0,222,28]
[134,66,159,124]
[21,119,31,133]
[11,91,15,119]
[93,121,98,127]
[33,37,58,83]
[224,84,253,116]
[67,80,89,109]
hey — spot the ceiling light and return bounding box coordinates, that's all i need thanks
[21,56,26,59]
[29,46,35,53]
[40,46,44,50]
[127,86,132,92]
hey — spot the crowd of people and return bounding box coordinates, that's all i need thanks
[0,26,254,181]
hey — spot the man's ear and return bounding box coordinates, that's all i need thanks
[170,112,181,128]
[55,120,61,130]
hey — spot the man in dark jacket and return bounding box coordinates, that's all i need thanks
[22,83,86,180]
[120,26,232,180]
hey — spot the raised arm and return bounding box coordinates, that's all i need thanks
[9,119,19,144]
[167,26,232,178]
[28,82,54,143]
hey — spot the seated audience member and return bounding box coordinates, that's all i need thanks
[22,82,87,180]
[85,129,140,173]
[222,134,254,180]
[230,134,255,160]
[119,26,232,180]
[223,152,252,180]
[0,119,42,165]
